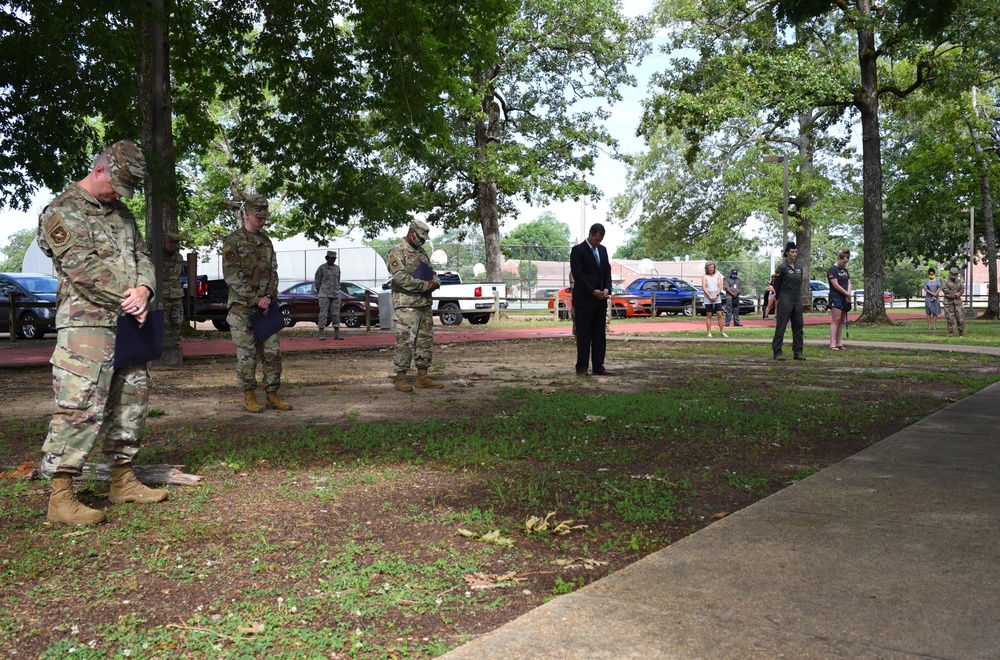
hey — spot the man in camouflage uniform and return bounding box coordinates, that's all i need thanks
[388,219,444,392]
[222,193,293,412]
[163,230,186,339]
[941,266,966,337]
[314,250,342,340]
[36,139,168,526]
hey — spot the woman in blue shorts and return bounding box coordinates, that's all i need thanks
[701,261,727,338]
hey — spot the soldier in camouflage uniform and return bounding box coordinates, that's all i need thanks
[222,193,293,412]
[36,140,168,526]
[314,250,342,340]
[941,266,966,337]
[163,230,186,339]
[388,220,444,392]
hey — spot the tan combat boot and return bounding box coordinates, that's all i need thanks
[394,371,413,392]
[415,369,444,389]
[244,390,264,413]
[47,473,106,525]
[265,391,294,410]
[109,464,168,503]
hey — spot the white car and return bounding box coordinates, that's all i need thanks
[810,280,831,312]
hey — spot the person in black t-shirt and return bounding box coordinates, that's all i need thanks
[826,250,851,350]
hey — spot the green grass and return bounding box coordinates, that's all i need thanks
[4,340,1000,657]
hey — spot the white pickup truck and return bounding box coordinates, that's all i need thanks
[383,270,508,325]
[434,271,508,325]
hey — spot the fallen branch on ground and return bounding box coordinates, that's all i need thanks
[23,463,203,486]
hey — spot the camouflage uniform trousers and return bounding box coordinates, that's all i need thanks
[943,300,966,334]
[393,305,434,372]
[40,327,148,476]
[163,296,185,339]
[318,296,341,328]
[228,307,282,391]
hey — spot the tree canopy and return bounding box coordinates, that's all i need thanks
[501,213,572,262]
[0,229,34,272]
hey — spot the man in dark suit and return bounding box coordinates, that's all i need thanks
[570,223,614,376]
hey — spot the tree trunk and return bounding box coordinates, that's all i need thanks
[854,1,891,325]
[796,111,815,303]
[138,1,178,244]
[968,121,997,319]
[138,1,181,363]
[474,67,504,281]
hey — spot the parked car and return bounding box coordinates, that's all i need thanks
[278,281,380,328]
[625,277,700,316]
[534,288,560,300]
[854,290,894,306]
[690,285,756,316]
[338,282,381,327]
[0,272,57,339]
[810,280,831,312]
[547,286,653,319]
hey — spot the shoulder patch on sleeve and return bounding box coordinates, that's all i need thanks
[43,214,79,257]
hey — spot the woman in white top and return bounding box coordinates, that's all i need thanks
[701,262,727,338]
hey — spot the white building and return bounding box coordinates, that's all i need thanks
[23,235,390,292]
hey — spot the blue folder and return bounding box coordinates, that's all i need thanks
[250,307,285,342]
[114,309,165,368]
[414,261,435,281]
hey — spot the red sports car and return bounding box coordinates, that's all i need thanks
[548,286,653,319]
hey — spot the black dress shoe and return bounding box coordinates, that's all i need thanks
[793,354,806,361]
[593,369,616,376]
[774,354,786,361]
[576,371,590,376]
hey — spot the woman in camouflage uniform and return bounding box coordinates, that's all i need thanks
[222,193,294,412]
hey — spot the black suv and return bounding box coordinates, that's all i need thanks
[0,272,58,339]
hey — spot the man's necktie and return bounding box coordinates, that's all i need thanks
[592,246,600,267]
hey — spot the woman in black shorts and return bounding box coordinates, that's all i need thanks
[827,250,851,350]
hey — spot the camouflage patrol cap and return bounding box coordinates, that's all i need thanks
[243,194,271,219]
[108,140,145,199]
[409,219,430,240]
[165,230,180,242]
[949,267,960,276]
[326,250,337,259]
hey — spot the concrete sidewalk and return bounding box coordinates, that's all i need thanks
[443,383,1000,659]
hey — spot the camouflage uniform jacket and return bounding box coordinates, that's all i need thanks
[941,276,965,301]
[164,249,185,299]
[387,239,439,309]
[314,262,342,297]
[37,183,155,328]
[222,227,278,308]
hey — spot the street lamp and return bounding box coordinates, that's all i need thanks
[762,155,789,247]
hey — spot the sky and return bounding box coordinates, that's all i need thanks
[0,0,665,256]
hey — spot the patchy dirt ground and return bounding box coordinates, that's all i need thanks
[2,337,999,658]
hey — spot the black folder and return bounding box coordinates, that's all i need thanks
[414,261,435,281]
[114,309,165,368]
[250,307,285,342]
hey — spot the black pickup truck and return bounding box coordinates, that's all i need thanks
[180,275,230,331]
